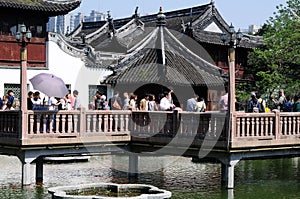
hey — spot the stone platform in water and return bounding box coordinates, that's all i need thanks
[48,183,172,199]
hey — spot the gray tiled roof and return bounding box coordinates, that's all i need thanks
[0,0,81,16]
[104,27,224,87]
[71,2,261,53]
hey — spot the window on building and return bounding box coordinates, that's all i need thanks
[89,85,107,104]
[4,84,21,100]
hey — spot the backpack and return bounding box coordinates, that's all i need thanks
[293,101,300,112]
[283,101,293,112]
[251,100,259,113]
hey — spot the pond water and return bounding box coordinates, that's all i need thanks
[0,155,299,199]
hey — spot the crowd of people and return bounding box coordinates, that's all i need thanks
[0,89,81,111]
[28,90,81,111]
[89,90,207,113]
[1,88,300,113]
[0,90,19,110]
[246,89,300,113]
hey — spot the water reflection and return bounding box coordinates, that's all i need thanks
[0,155,299,199]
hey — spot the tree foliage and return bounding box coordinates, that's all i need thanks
[248,0,300,100]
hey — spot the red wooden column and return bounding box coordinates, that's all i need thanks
[20,46,28,140]
[228,47,236,142]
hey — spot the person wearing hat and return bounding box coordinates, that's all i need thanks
[272,89,286,111]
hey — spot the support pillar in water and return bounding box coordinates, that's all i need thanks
[219,154,241,189]
[128,154,138,177]
[35,156,44,184]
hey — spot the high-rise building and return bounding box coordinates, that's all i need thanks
[248,24,259,34]
[47,10,106,34]
[85,10,105,22]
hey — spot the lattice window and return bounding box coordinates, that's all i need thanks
[4,84,21,99]
[88,85,107,104]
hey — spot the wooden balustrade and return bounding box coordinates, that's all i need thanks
[232,111,300,140]
[233,112,276,139]
[0,111,20,138]
[279,112,300,137]
[25,109,131,137]
[0,109,299,148]
[230,111,300,148]
[130,111,227,140]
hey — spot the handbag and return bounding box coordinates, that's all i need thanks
[112,99,121,110]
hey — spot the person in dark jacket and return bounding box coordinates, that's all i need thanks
[247,92,264,113]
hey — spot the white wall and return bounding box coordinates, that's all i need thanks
[0,40,112,109]
[48,40,112,108]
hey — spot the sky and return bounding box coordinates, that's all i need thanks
[72,0,287,29]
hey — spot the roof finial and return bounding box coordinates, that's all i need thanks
[107,10,111,20]
[157,6,166,26]
[133,6,139,18]
[211,0,215,14]
[107,10,115,37]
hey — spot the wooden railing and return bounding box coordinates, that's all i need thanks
[19,109,131,145]
[0,109,299,149]
[231,111,300,148]
[0,111,20,142]
[129,111,227,138]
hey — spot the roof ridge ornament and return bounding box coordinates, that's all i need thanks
[211,0,215,14]
[133,6,140,19]
[156,7,166,27]
[107,11,115,37]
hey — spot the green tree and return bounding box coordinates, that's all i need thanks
[248,0,300,101]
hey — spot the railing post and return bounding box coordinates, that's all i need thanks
[79,108,86,136]
[20,110,29,141]
[273,110,281,140]
[172,110,179,136]
[230,112,237,141]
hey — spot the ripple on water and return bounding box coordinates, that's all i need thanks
[0,155,299,199]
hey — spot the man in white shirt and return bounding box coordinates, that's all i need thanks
[160,91,174,111]
[48,97,60,111]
